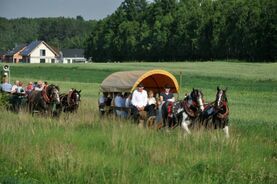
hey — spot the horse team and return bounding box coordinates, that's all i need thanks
[165,87,229,138]
[1,83,81,117]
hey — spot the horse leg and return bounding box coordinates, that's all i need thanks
[204,113,212,129]
[28,102,33,115]
[222,118,229,138]
[168,117,172,128]
[223,126,230,138]
[181,112,191,135]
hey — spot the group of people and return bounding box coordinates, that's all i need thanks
[98,91,131,117]
[131,83,175,122]
[0,79,48,95]
[99,83,175,123]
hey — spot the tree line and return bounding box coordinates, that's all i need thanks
[85,0,276,62]
[0,0,276,62]
[0,16,96,51]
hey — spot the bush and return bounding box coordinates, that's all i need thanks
[0,92,9,109]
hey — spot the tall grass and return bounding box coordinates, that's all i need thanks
[0,62,276,183]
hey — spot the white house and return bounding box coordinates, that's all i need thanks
[59,49,86,64]
[21,41,59,63]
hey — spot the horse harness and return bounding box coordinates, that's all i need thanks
[41,85,59,104]
[41,86,51,103]
[215,101,229,119]
[67,90,74,106]
[182,95,203,118]
[66,90,79,106]
[168,96,201,119]
[59,90,80,111]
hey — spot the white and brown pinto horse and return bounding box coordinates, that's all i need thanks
[201,87,230,138]
[164,88,205,135]
[213,87,230,137]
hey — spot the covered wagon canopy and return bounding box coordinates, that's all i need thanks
[100,69,179,94]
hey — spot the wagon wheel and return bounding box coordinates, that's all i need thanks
[156,122,163,130]
[146,116,156,128]
[138,111,147,128]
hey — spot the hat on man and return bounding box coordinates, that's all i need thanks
[137,83,144,87]
[165,84,171,88]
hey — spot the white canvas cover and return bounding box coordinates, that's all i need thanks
[100,69,179,94]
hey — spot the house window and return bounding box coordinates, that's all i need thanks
[40,59,45,63]
[40,49,46,56]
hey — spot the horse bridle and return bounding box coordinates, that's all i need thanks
[215,89,229,119]
[215,90,227,109]
[188,90,204,110]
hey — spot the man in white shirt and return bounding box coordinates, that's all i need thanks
[131,83,147,122]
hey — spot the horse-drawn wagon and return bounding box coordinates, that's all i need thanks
[98,69,180,126]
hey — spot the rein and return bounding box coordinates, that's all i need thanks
[67,90,73,106]
[42,87,51,103]
[204,101,215,110]
[182,99,197,117]
[41,86,58,104]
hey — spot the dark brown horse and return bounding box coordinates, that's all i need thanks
[28,84,60,116]
[59,89,81,113]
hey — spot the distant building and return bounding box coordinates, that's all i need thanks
[4,44,27,63]
[21,41,59,63]
[1,41,87,64]
[59,49,86,64]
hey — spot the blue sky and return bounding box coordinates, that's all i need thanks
[0,0,154,20]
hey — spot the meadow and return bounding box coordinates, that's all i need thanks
[0,62,276,184]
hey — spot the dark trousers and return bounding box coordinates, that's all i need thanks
[130,105,139,123]
[145,104,156,117]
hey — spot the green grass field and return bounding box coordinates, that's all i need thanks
[0,62,276,184]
